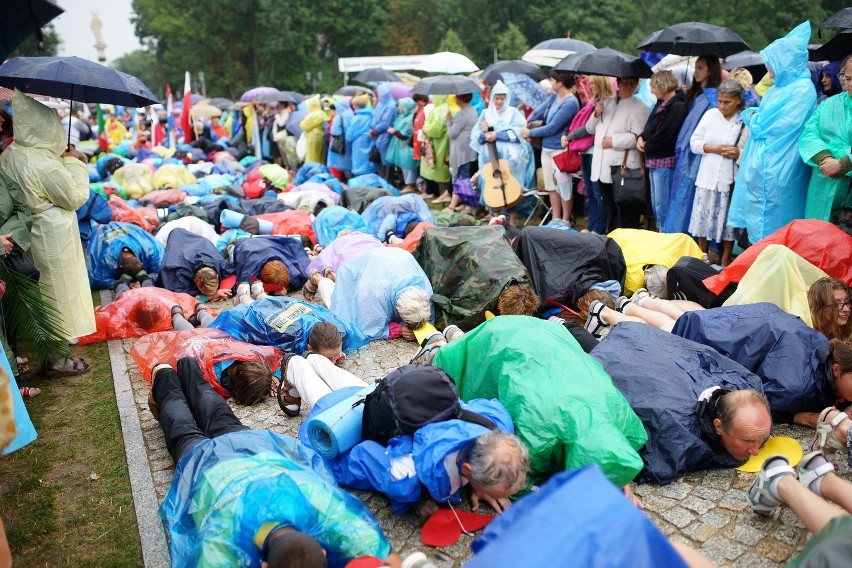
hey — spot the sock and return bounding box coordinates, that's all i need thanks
[765,457,792,500]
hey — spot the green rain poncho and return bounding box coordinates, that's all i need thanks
[799,91,852,221]
[385,97,418,171]
[300,95,329,165]
[420,95,451,183]
[433,316,647,487]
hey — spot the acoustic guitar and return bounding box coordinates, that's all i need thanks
[480,127,523,210]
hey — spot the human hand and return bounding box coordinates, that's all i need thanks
[636,137,645,152]
[560,134,569,148]
[602,136,613,149]
[387,127,396,135]
[400,324,416,342]
[721,146,740,160]
[485,131,497,143]
[819,157,843,178]
[471,489,510,513]
[520,127,530,139]
[594,102,604,117]
[0,234,13,255]
[209,288,233,301]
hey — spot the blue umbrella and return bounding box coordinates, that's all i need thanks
[501,72,548,109]
[0,0,64,61]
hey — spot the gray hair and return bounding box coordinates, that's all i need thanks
[643,264,668,299]
[467,430,529,492]
[718,79,746,109]
[395,287,432,328]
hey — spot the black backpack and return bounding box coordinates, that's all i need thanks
[667,256,735,308]
[361,364,497,445]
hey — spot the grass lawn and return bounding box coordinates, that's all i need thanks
[0,294,142,567]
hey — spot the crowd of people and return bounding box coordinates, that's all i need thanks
[0,17,851,568]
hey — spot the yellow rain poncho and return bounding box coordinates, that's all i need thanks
[607,229,703,295]
[299,95,329,165]
[0,91,95,339]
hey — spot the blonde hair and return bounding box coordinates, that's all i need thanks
[728,68,754,90]
[650,70,679,94]
[193,267,219,296]
[590,75,614,99]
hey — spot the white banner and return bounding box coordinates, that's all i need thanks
[338,55,431,73]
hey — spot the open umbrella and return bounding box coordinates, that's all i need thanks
[353,67,399,84]
[204,97,234,110]
[637,22,749,57]
[190,103,222,119]
[415,51,479,74]
[501,72,548,109]
[810,30,852,62]
[278,90,304,104]
[821,7,852,30]
[334,85,372,97]
[481,60,547,84]
[522,38,597,67]
[411,75,481,95]
[388,81,413,100]
[553,48,652,78]
[240,86,285,103]
[722,50,766,77]
[1,0,64,61]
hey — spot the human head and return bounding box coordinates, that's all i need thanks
[714,390,772,460]
[497,283,539,316]
[842,55,852,95]
[548,69,576,91]
[230,360,273,405]
[307,321,344,364]
[829,338,852,401]
[264,531,327,568]
[490,80,509,111]
[574,289,616,326]
[808,277,852,341]
[716,79,746,118]
[461,430,529,501]
[211,116,221,126]
[395,287,431,329]
[260,260,291,290]
[402,220,420,237]
[192,119,204,137]
[119,248,143,276]
[456,92,473,105]
[643,264,668,299]
[412,93,429,107]
[351,95,369,110]
[135,299,168,331]
[589,75,614,99]
[728,68,753,90]
[686,55,722,105]
[193,266,220,296]
[649,70,678,99]
[0,109,11,135]
[616,76,639,98]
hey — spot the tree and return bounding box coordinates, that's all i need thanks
[12,23,60,57]
[438,29,473,60]
[495,22,530,61]
[113,50,164,98]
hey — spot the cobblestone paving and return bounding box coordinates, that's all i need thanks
[122,302,851,567]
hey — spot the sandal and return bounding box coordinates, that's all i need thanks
[15,356,30,375]
[44,356,91,378]
[20,386,41,399]
[584,300,607,337]
[442,325,464,343]
[302,270,320,301]
[441,206,455,213]
[747,454,795,517]
[797,451,835,496]
[410,332,446,365]
[616,296,631,313]
[171,305,185,317]
[276,354,301,417]
[321,267,336,282]
[810,407,849,457]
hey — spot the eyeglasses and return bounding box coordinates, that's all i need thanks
[837,300,851,309]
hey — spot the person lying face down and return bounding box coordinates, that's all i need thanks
[701,388,773,461]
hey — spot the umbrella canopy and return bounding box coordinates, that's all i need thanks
[722,50,766,76]
[353,67,399,84]
[637,22,749,57]
[334,85,372,97]
[481,60,547,84]
[0,56,158,107]
[240,86,286,103]
[0,0,64,61]
[411,75,481,95]
[522,38,597,67]
[501,72,548,109]
[810,30,852,62]
[278,90,304,104]
[190,103,222,119]
[388,81,413,100]
[414,51,479,74]
[821,7,852,29]
[553,48,653,78]
[204,97,234,110]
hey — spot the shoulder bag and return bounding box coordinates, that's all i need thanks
[611,149,646,206]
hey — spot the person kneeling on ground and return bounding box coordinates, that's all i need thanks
[152,357,403,567]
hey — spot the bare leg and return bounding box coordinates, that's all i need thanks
[598,306,646,326]
[622,302,677,331]
[720,240,734,267]
[315,276,335,309]
[622,484,644,509]
[820,473,852,513]
[669,300,705,312]
[549,190,562,221]
[697,237,708,253]
[640,297,687,319]
[561,197,573,224]
[775,475,846,534]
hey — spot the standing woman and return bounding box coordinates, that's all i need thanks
[664,55,723,233]
[0,91,95,374]
[444,92,479,212]
[584,76,651,231]
[385,98,419,193]
[798,55,852,224]
[410,94,429,196]
[370,82,399,181]
[420,95,452,201]
[327,97,353,180]
[523,70,580,225]
[299,95,330,165]
[688,80,749,267]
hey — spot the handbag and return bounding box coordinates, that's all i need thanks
[369,144,382,164]
[553,149,582,173]
[452,176,480,207]
[329,133,345,154]
[4,247,39,280]
[610,150,646,206]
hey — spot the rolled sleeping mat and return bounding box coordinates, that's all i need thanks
[307,384,377,459]
[256,218,274,235]
[219,208,245,229]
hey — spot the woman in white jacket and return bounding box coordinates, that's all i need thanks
[585,76,651,231]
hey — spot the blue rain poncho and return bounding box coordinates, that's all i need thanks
[347,173,399,193]
[87,221,164,289]
[156,228,233,296]
[212,295,370,353]
[326,97,353,172]
[470,81,535,191]
[385,98,418,171]
[312,206,369,247]
[330,247,433,340]
[727,21,817,242]
[371,82,399,167]
[159,429,391,568]
[299,386,514,514]
[663,88,718,233]
[361,194,434,240]
[230,236,310,291]
[346,105,377,176]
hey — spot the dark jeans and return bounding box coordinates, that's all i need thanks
[599,182,645,231]
[598,182,617,233]
[115,276,153,298]
[153,357,248,461]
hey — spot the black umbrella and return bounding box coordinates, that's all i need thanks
[637,22,749,57]
[278,90,305,104]
[821,8,852,30]
[722,50,766,78]
[334,85,373,97]
[810,30,852,62]
[553,48,652,78]
[0,0,64,61]
[205,97,234,110]
[353,68,399,84]
[411,75,482,95]
[481,60,547,84]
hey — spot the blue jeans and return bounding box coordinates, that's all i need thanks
[581,153,606,233]
[648,167,673,231]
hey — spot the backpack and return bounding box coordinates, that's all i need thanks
[566,100,596,153]
[361,364,497,445]
[667,256,735,308]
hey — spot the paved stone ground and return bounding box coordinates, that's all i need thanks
[119,298,851,567]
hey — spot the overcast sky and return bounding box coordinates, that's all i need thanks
[52,0,141,63]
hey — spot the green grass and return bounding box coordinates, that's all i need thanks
[0,329,142,566]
